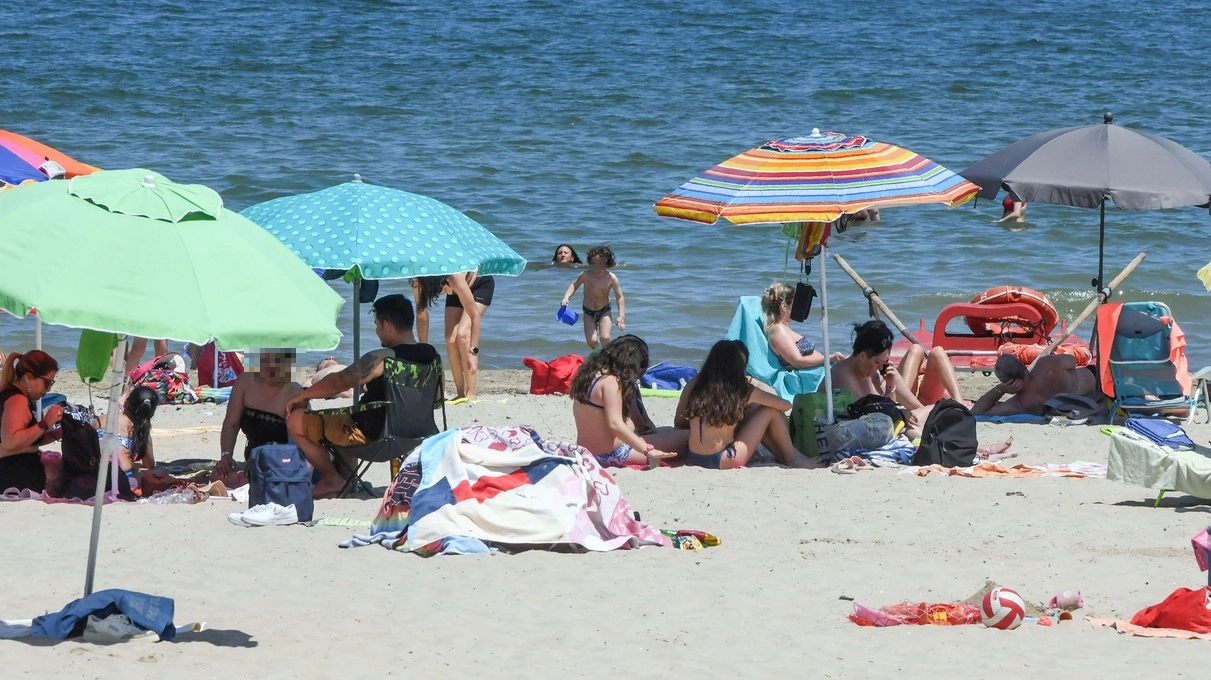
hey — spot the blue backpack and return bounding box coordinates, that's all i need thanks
[248,443,314,521]
[1124,418,1195,451]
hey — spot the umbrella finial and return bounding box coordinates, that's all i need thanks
[352,174,363,183]
[141,174,156,188]
[1104,112,1114,124]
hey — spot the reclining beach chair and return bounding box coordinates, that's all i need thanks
[723,296,825,401]
[328,355,447,498]
[1096,301,1195,423]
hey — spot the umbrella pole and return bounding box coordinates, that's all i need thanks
[34,315,41,351]
[352,277,361,402]
[1098,199,1106,291]
[84,335,126,596]
[820,244,833,424]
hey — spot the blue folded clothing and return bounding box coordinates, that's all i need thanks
[974,413,1049,424]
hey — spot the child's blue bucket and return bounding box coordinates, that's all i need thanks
[556,306,579,325]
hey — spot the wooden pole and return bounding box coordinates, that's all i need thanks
[832,253,922,345]
[1042,251,1146,355]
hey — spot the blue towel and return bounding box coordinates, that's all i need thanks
[724,296,825,401]
[974,413,1049,424]
[31,589,176,641]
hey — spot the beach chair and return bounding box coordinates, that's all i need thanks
[328,355,447,498]
[723,296,825,401]
[1096,301,1195,423]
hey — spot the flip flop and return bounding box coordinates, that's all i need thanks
[849,456,873,471]
[831,459,857,474]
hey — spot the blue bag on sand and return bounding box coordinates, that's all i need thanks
[248,443,314,521]
[1124,417,1195,450]
[32,589,176,640]
[642,362,697,390]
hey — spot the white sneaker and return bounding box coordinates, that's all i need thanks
[82,614,157,644]
[230,502,298,527]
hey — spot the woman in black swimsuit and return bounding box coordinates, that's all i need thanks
[0,350,63,493]
[413,270,494,400]
[215,349,299,479]
[674,340,813,469]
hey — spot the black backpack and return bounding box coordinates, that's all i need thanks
[911,398,978,467]
[59,415,136,501]
[847,394,906,427]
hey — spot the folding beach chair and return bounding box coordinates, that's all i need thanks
[723,296,825,401]
[327,355,447,498]
[1097,301,1195,423]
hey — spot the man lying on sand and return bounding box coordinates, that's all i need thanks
[303,357,353,399]
[969,354,1101,417]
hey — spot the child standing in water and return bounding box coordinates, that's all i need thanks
[560,245,625,350]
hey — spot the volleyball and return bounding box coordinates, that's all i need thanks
[980,587,1026,630]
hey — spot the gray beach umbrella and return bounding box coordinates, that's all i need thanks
[961,113,1211,290]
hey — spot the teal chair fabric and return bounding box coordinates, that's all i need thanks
[724,296,825,401]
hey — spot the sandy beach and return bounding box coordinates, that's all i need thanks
[2,368,1210,679]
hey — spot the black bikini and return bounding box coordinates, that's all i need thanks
[239,407,289,458]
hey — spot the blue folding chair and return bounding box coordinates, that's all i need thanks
[724,296,825,401]
[1101,301,1195,423]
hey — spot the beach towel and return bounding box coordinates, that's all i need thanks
[364,426,670,554]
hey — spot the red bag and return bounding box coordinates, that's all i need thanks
[196,341,244,388]
[1130,586,1211,633]
[522,354,584,395]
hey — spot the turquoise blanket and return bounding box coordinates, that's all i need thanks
[724,296,825,401]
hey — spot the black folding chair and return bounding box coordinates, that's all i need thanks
[327,355,446,498]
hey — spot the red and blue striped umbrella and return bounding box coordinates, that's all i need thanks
[654,129,978,225]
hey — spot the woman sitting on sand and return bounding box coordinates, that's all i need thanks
[215,349,299,480]
[762,282,844,369]
[570,335,687,468]
[674,340,814,469]
[830,320,962,438]
[96,386,161,490]
[0,350,62,493]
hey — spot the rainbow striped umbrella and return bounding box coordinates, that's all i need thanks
[654,129,978,225]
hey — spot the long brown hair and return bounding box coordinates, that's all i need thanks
[0,350,59,390]
[683,340,752,427]
[569,335,649,410]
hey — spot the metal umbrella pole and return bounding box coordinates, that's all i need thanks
[84,336,127,595]
[819,242,833,424]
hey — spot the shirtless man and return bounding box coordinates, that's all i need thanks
[829,320,963,438]
[970,354,1100,417]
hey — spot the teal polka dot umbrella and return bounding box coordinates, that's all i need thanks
[240,176,526,280]
[241,176,526,360]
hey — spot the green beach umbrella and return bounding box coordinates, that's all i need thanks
[241,174,526,361]
[0,168,344,350]
[0,168,344,596]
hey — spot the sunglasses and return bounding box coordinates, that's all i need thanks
[39,376,55,388]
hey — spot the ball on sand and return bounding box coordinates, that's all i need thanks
[980,587,1026,630]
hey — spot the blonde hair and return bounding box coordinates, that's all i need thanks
[760,282,794,333]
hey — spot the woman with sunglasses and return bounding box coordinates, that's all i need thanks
[0,350,61,493]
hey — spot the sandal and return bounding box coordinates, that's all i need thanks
[849,456,873,471]
[831,459,857,474]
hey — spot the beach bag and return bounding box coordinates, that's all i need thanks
[523,354,584,395]
[911,399,978,467]
[132,353,198,405]
[789,282,817,323]
[789,393,829,460]
[248,443,313,521]
[847,395,905,428]
[1042,393,1110,425]
[642,362,697,390]
[1130,586,1211,634]
[1124,417,1195,450]
[196,341,244,388]
[59,416,135,501]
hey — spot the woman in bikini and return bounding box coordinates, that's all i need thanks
[762,282,844,369]
[675,340,814,469]
[570,335,687,468]
[215,349,298,481]
[413,270,493,401]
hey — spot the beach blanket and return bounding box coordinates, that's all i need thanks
[360,426,670,555]
[908,461,1106,478]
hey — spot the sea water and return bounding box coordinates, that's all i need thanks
[3,0,1211,370]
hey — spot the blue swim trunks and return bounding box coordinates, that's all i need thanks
[594,444,633,468]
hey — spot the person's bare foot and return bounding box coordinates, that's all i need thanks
[311,478,345,499]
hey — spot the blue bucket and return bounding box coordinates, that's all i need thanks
[556,306,579,325]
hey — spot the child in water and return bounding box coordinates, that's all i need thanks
[560,245,625,350]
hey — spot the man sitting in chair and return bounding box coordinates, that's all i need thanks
[286,294,439,498]
[970,353,1100,417]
